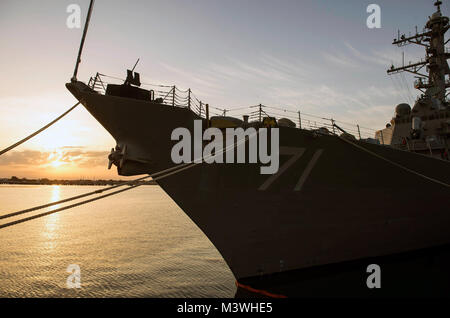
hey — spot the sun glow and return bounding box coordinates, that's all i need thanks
[46,149,67,169]
[50,159,64,168]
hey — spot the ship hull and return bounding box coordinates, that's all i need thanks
[67,83,450,295]
[235,242,450,297]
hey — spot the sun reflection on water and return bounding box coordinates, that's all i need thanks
[43,185,61,247]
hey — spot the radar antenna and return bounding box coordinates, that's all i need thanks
[387,1,449,102]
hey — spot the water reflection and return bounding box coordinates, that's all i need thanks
[43,185,61,245]
[0,185,236,297]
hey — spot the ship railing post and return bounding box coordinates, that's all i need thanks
[380,130,385,145]
[331,118,336,135]
[259,104,262,123]
[298,111,302,129]
[172,85,176,107]
[357,124,361,140]
[427,140,433,156]
[92,73,98,89]
[206,104,210,128]
[187,88,191,110]
[199,101,203,117]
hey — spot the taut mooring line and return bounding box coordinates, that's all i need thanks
[0,131,258,230]
[0,183,139,230]
[0,163,195,221]
[0,163,197,230]
[0,102,80,157]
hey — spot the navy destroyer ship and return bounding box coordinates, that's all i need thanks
[67,1,450,297]
[376,1,450,160]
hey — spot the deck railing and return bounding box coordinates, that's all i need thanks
[87,72,380,141]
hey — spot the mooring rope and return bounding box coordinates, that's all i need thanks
[0,102,80,157]
[0,183,140,230]
[0,163,194,220]
[0,130,258,230]
[0,163,196,230]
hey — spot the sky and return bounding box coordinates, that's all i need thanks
[0,0,448,179]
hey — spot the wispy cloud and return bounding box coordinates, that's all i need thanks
[0,150,49,166]
[152,48,412,130]
[0,148,109,168]
[344,42,401,67]
[322,51,358,68]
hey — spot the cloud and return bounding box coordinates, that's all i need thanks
[322,42,404,70]
[158,52,313,100]
[59,146,86,149]
[204,53,311,84]
[0,148,109,168]
[0,150,49,166]
[322,51,358,68]
[344,42,402,67]
[152,50,409,131]
[158,62,224,97]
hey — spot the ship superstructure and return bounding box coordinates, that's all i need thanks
[377,1,450,160]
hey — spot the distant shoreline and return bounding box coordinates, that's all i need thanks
[0,177,156,186]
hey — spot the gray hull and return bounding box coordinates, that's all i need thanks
[67,82,450,282]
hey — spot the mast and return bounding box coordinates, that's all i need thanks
[387,1,449,103]
[71,0,95,82]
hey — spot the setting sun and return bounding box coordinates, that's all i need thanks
[47,150,65,168]
[50,159,64,168]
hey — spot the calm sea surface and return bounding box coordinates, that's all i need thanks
[0,185,236,297]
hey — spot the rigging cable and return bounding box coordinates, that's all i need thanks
[71,0,95,81]
[399,73,413,105]
[401,72,415,105]
[337,134,450,188]
[391,75,410,105]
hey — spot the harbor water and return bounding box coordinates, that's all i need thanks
[0,184,236,297]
